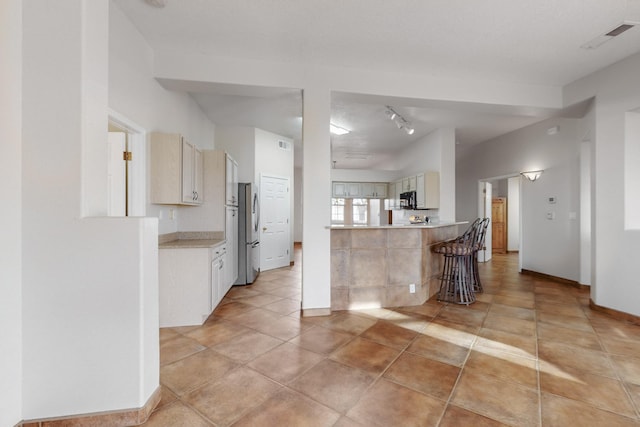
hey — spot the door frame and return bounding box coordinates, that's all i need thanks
[108,109,146,217]
[478,173,523,271]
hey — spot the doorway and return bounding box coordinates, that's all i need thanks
[478,175,522,266]
[260,174,291,271]
[492,197,506,254]
[107,111,146,217]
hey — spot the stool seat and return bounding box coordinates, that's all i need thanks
[433,242,476,256]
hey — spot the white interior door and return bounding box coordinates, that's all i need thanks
[260,175,290,271]
[478,181,493,262]
[107,132,126,216]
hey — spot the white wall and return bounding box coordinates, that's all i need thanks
[564,51,640,316]
[109,4,215,235]
[507,176,520,251]
[22,0,158,419]
[214,126,257,183]
[457,117,582,282]
[331,169,399,182]
[0,0,23,424]
[294,167,303,242]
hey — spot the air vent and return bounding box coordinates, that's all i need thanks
[606,24,634,37]
[278,140,291,151]
[582,21,636,49]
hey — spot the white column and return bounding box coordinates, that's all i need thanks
[301,87,332,314]
[0,0,23,425]
[438,128,456,221]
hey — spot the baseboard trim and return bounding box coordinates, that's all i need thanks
[22,386,161,427]
[302,307,331,317]
[590,299,640,326]
[520,269,589,290]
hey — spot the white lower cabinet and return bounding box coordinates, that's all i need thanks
[225,207,239,289]
[159,242,227,328]
[211,247,225,309]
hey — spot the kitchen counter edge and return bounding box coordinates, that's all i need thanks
[159,238,226,249]
[327,222,467,230]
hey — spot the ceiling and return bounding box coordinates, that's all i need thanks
[114,0,640,169]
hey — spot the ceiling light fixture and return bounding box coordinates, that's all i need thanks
[581,21,637,49]
[520,170,544,182]
[330,123,350,135]
[385,106,415,136]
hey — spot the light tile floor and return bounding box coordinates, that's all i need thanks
[142,248,640,426]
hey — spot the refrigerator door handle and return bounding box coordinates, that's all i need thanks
[253,192,260,234]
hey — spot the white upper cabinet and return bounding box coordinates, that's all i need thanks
[333,181,387,198]
[151,132,203,205]
[415,171,440,209]
[225,154,238,206]
[333,182,361,198]
[400,176,417,192]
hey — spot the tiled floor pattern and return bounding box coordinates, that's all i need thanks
[143,249,640,426]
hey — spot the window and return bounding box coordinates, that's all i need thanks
[352,198,368,224]
[331,198,345,224]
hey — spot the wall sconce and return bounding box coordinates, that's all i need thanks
[330,123,350,135]
[520,170,544,182]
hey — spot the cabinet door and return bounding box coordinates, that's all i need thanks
[374,183,387,198]
[424,172,440,208]
[395,181,403,207]
[407,175,417,191]
[346,182,361,197]
[333,182,347,197]
[360,183,374,197]
[193,148,203,204]
[211,255,224,309]
[181,139,195,204]
[416,173,425,208]
[225,154,238,206]
[225,207,239,289]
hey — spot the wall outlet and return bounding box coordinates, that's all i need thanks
[409,283,416,294]
[169,208,175,220]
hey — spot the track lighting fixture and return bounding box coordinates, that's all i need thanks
[385,106,415,135]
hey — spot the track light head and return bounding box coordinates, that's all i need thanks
[385,105,416,136]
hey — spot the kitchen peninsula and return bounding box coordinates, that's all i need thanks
[329,223,465,310]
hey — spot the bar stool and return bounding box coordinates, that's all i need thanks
[470,218,490,293]
[433,221,483,305]
[434,242,476,304]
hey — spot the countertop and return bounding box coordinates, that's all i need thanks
[159,238,225,249]
[327,221,467,230]
[158,231,225,249]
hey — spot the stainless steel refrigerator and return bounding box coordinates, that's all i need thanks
[235,183,260,285]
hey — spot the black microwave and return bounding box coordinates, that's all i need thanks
[400,191,416,209]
